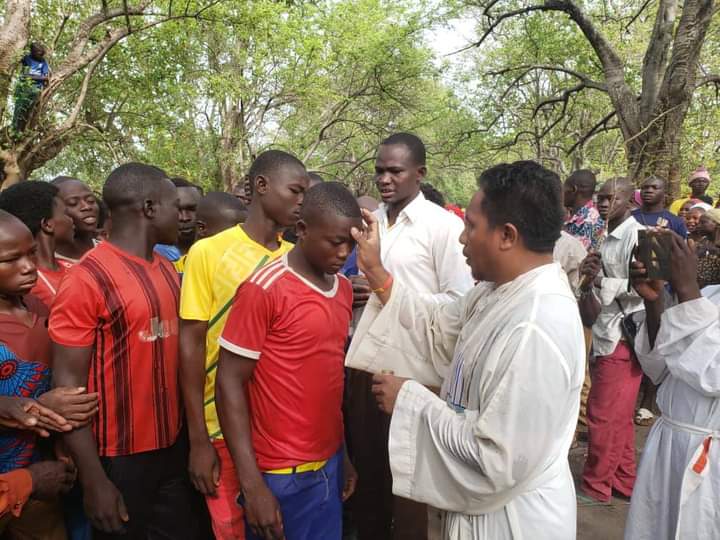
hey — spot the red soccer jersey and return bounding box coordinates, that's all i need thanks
[31,260,72,309]
[49,242,181,457]
[219,256,352,470]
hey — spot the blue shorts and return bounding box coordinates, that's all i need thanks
[245,449,343,540]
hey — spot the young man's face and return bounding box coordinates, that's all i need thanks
[50,196,75,244]
[596,183,630,222]
[57,180,99,236]
[374,144,424,206]
[298,213,360,275]
[459,190,498,282]
[258,165,309,228]
[0,218,38,296]
[31,45,45,61]
[153,180,180,245]
[177,187,201,244]
[690,177,709,196]
[640,178,665,208]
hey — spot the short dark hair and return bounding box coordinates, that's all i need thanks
[300,182,361,224]
[380,132,426,166]
[0,181,59,236]
[199,191,247,214]
[566,169,597,195]
[248,150,305,184]
[642,175,666,188]
[51,175,82,186]
[478,161,563,253]
[171,176,203,195]
[103,162,170,211]
[420,182,445,207]
[308,172,325,185]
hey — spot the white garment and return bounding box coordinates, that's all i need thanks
[374,263,584,539]
[625,296,720,540]
[554,231,587,291]
[346,192,473,386]
[376,191,473,303]
[591,217,645,357]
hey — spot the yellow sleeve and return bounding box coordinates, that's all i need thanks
[669,198,689,215]
[180,240,214,321]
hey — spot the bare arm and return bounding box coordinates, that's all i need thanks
[52,344,128,533]
[179,318,219,496]
[577,253,602,327]
[215,349,284,540]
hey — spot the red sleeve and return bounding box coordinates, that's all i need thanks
[218,281,273,360]
[48,270,102,348]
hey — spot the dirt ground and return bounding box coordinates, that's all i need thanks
[572,423,652,540]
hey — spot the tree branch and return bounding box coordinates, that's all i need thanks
[567,110,618,154]
[487,64,607,92]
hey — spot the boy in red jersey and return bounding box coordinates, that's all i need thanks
[0,181,75,308]
[216,182,360,540]
[50,163,205,539]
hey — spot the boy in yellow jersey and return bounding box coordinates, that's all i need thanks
[179,150,309,539]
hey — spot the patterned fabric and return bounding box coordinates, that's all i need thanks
[0,344,51,473]
[564,200,605,251]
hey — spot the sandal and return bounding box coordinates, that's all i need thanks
[634,408,655,426]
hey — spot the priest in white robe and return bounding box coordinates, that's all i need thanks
[348,161,585,539]
[626,231,720,540]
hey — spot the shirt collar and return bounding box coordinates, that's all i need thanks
[379,191,426,225]
[608,215,636,239]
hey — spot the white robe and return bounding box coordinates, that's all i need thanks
[357,263,585,539]
[625,295,720,540]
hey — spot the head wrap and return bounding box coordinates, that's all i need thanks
[634,190,642,206]
[691,202,713,212]
[705,208,720,226]
[689,166,711,183]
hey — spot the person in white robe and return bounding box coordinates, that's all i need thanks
[625,231,720,540]
[349,161,585,540]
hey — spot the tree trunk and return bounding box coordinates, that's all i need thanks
[0,0,32,112]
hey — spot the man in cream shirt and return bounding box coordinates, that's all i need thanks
[346,132,473,540]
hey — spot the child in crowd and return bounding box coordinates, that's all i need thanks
[0,182,75,308]
[0,210,98,538]
[216,182,359,540]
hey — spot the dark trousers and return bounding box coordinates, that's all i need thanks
[94,433,209,540]
[345,369,427,540]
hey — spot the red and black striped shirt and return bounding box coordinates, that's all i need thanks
[49,242,181,457]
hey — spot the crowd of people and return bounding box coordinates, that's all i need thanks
[0,130,716,540]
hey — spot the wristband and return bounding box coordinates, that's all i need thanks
[372,274,393,294]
